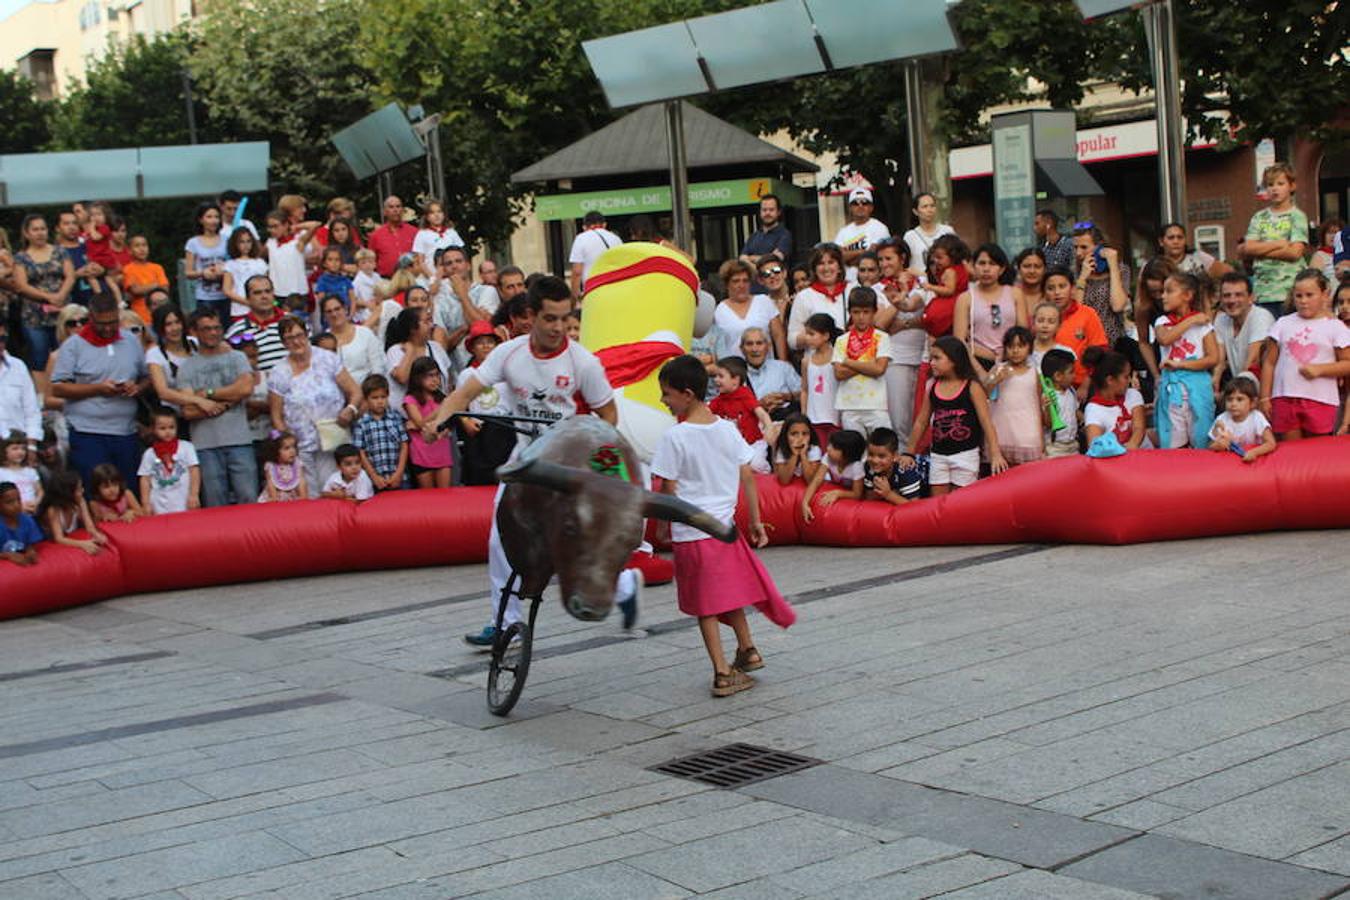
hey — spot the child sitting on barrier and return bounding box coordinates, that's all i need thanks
[862,427,924,505]
[38,470,105,555]
[89,463,144,523]
[0,481,42,566]
[1208,378,1276,463]
[800,428,866,522]
[653,354,794,698]
[321,444,375,500]
[771,413,822,486]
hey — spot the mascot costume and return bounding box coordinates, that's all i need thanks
[580,241,714,585]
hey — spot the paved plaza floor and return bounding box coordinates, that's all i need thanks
[2,531,1348,899]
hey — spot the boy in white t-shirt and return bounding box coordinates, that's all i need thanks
[832,288,892,436]
[137,409,200,515]
[321,444,375,500]
[1207,378,1276,463]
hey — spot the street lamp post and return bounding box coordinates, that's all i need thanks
[1142,0,1187,228]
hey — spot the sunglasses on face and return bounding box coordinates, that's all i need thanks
[760,266,784,276]
[990,305,1003,329]
[128,326,144,335]
[69,317,89,326]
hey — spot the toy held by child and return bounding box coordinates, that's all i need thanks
[1154,272,1219,448]
[138,409,201,514]
[321,443,375,500]
[89,463,145,522]
[903,336,1006,495]
[1208,378,1276,463]
[259,429,307,502]
[800,428,867,522]
[652,355,795,698]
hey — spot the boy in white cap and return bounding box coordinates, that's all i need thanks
[833,187,891,282]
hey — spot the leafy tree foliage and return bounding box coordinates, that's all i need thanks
[0,70,51,155]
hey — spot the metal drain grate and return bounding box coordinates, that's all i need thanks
[650,743,822,789]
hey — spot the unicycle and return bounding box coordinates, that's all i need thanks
[486,572,543,716]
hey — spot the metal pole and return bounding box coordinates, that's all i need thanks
[1144,0,1186,228]
[665,100,691,251]
[181,69,198,144]
[902,59,929,198]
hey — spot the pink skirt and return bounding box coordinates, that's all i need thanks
[672,534,796,628]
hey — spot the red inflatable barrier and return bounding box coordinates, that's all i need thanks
[2,438,1348,621]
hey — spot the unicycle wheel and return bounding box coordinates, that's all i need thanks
[486,621,532,716]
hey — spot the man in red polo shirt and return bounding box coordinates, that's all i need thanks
[367,195,417,277]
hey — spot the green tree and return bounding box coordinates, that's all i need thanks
[1117,0,1349,147]
[356,0,742,248]
[187,0,376,199]
[0,70,51,155]
[48,32,205,150]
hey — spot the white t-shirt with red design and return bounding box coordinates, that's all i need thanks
[468,336,614,450]
[1154,314,1214,364]
[1084,388,1145,444]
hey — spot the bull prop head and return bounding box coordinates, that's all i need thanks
[496,456,736,621]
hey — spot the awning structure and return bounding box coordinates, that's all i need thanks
[1036,158,1104,197]
[511,101,817,184]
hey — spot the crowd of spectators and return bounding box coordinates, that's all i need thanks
[2,165,1349,567]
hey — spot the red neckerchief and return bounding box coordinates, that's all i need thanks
[79,323,118,347]
[245,309,283,329]
[811,280,846,300]
[275,229,296,246]
[427,225,449,236]
[1061,299,1081,320]
[1089,393,1133,443]
[151,438,179,472]
[846,327,877,360]
[595,341,684,388]
[1163,310,1205,327]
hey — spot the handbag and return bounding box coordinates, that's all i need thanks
[315,418,351,452]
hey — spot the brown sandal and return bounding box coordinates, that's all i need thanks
[733,647,764,672]
[712,669,756,697]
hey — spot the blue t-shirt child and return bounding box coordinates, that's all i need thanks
[1,511,44,554]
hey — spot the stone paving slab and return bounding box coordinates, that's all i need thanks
[1,532,1348,898]
[1060,833,1350,900]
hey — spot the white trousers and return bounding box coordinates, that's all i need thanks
[487,481,637,627]
[885,362,919,446]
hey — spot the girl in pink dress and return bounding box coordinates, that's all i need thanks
[401,357,454,488]
[652,355,796,698]
[988,327,1044,465]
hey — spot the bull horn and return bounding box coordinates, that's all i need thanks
[641,491,737,543]
[496,458,585,494]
